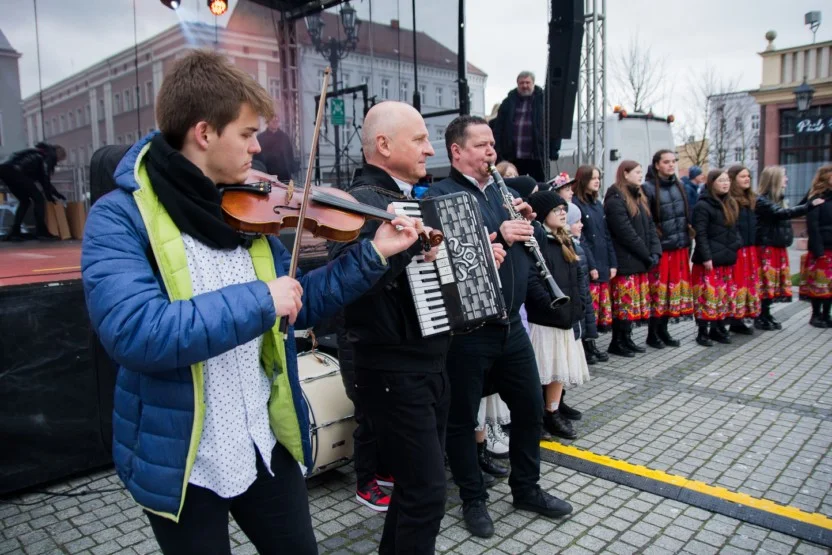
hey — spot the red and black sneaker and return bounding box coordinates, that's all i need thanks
[356,480,390,512]
[375,473,394,488]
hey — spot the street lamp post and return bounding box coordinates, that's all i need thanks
[794,77,815,114]
[306,3,361,188]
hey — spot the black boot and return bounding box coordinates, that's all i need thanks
[657,316,681,346]
[810,300,826,328]
[585,338,609,362]
[646,318,665,349]
[543,410,577,439]
[607,320,635,358]
[582,339,599,365]
[755,299,775,331]
[823,300,832,328]
[729,318,754,335]
[621,320,646,353]
[696,322,713,346]
[709,320,732,344]
[462,499,494,538]
[477,441,508,477]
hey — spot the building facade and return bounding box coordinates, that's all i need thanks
[21,0,486,189]
[751,33,832,204]
[0,28,26,160]
[707,91,761,184]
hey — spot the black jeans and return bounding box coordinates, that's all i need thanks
[356,369,449,555]
[145,443,317,555]
[445,320,544,503]
[339,352,380,487]
[510,158,545,183]
[0,164,47,235]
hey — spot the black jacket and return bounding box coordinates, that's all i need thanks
[603,186,661,276]
[642,175,692,251]
[736,205,757,248]
[525,231,583,330]
[807,190,832,257]
[254,128,297,182]
[327,164,450,372]
[755,194,809,248]
[492,86,546,162]
[573,239,598,339]
[573,196,618,282]
[691,192,742,267]
[2,146,61,200]
[428,167,547,322]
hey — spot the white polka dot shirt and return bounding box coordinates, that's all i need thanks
[182,234,276,498]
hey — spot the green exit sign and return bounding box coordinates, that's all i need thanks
[331,98,345,126]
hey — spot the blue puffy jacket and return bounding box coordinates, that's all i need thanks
[81,134,388,520]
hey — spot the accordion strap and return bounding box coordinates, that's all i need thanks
[349,184,410,201]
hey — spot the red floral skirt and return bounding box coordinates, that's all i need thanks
[610,273,651,322]
[729,246,761,319]
[590,281,612,332]
[691,263,735,321]
[757,246,793,302]
[649,248,694,318]
[800,250,832,299]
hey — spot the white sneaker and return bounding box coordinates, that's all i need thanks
[486,423,510,459]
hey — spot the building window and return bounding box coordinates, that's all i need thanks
[318,69,326,89]
[435,87,443,108]
[733,147,742,161]
[52,117,58,133]
[269,78,280,100]
[114,93,121,115]
[734,116,742,132]
[0,112,4,147]
[400,80,409,101]
[436,126,445,139]
[99,99,105,120]
[750,145,758,161]
[146,81,154,106]
[778,105,832,205]
[85,104,91,125]
[77,108,83,127]
[59,115,66,133]
[452,90,458,109]
[124,90,132,112]
[78,146,85,164]
[117,135,123,145]
[126,133,133,144]
[751,114,760,131]
[361,75,370,87]
[342,73,350,87]
[381,78,390,99]
[419,84,426,102]
[44,119,50,136]
[68,111,74,130]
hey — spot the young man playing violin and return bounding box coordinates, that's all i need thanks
[329,101,506,555]
[80,50,422,555]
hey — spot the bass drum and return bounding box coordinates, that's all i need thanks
[297,350,356,477]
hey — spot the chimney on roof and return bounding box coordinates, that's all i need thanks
[390,19,399,30]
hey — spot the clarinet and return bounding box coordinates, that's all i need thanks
[488,164,570,309]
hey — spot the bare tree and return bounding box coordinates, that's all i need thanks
[676,67,741,170]
[611,35,667,113]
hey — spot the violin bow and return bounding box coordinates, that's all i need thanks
[279,67,331,337]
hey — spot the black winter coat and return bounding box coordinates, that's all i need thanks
[573,196,618,282]
[526,231,583,330]
[492,86,546,162]
[573,239,598,339]
[755,194,809,248]
[691,192,741,267]
[3,146,61,199]
[735,205,757,248]
[807,190,832,257]
[327,164,450,372]
[428,168,547,321]
[642,175,692,251]
[603,186,662,276]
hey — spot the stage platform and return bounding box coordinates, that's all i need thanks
[0,240,82,287]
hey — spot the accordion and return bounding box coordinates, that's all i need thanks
[393,192,506,337]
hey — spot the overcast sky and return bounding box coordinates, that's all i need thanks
[3,0,830,126]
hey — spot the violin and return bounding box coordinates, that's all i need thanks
[221,169,444,250]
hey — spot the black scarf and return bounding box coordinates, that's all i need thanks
[145,135,245,250]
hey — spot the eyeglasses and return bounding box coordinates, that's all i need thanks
[553,207,567,214]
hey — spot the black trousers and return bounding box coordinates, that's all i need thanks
[0,164,47,235]
[510,158,545,183]
[338,353,381,486]
[356,369,449,555]
[145,443,317,555]
[445,320,544,503]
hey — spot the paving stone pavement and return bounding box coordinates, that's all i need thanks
[2,302,831,554]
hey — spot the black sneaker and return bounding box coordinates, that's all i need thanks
[730,322,754,335]
[559,401,582,421]
[767,314,783,330]
[355,480,390,512]
[513,487,573,518]
[810,315,827,329]
[462,499,494,538]
[754,317,774,331]
[543,410,577,440]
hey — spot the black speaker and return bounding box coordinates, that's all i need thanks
[546,0,584,159]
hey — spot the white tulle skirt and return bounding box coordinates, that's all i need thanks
[475,393,511,431]
[528,323,590,387]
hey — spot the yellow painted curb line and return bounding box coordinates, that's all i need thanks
[540,440,832,530]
